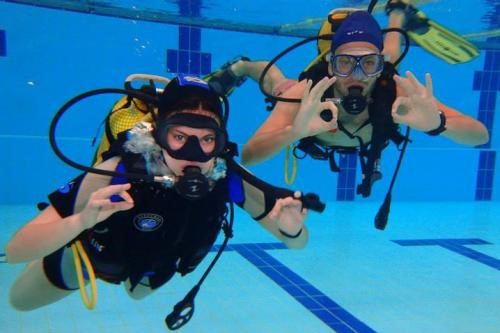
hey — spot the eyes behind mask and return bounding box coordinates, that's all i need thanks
[330,53,384,77]
[155,123,227,163]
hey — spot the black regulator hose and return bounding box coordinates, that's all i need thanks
[49,88,160,182]
[258,34,330,104]
[383,27,411,68]
[367,0,379,13]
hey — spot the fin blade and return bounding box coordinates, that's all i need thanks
[403,3,479,64]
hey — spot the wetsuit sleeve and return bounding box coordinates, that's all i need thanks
[226,158,325,220]
[47,174,86,218]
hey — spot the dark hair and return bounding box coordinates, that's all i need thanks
[167,91,221,118]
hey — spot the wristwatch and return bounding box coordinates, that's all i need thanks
[426,111,447,136]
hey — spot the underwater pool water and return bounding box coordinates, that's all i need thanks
[1,1,499,332]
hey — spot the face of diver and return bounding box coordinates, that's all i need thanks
[328,41,382,100]
[162,125,217,176]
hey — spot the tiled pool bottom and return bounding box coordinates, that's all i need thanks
[1,201,499,333]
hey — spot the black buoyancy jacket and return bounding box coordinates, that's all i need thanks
[82,149,229,290]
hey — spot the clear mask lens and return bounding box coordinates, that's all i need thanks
[331,54,384,77]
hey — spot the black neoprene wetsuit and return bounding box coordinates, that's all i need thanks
[46,151,232,291]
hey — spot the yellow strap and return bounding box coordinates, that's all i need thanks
[284,144,298,186]
[303,48,331,73]
[71,240,98,309]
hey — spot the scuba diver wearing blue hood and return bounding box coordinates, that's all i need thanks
[204,5,487,231]
[237,9,488,229]
[5,75,325,330]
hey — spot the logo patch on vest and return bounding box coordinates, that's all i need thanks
[133,213,164,232]
[58,181,75,194]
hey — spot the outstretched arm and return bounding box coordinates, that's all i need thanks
[227,159,325,249]
[242,77,338,165]
[392,71,489,146]
[383,0,408,66]
[5,158,134,263]
[244,184,309,249]
[231,59,288,96]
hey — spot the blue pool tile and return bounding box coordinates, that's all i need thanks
[338,188,354,201]
[166,49,179,73]
[243,254,269,267]
[200,52,211,75]
[479,91,495,110]
[189,28,201,50]
[478,188,492,200]
[179,1,201,16]
[477,110,493,131]
[344,154,358,169]
[474,90,492,111]
[295,296,323,310]
[474,71,493,91]
[297,283,324,296]
[256,242,286,250]
[178,50,190,74]
[243,243,262,250]
[259,266,290,285]
[484,169,493,185]
[474,70,500,92]
[179,26,190,50]
[0,30,5,56]
[313,295,342,309]
[189,51,201,75]
[338,172,347,187]
[328,323,358,333]
[346,169,356,188]
[491,51,500,70]
[346,188,356,201]
[281,270,307,285]
[394,238,500,270]
[329,308,377,333]
[311,308,341,324]
[483,152,495,170]
[178,26,201,51]
[281,284,307,297]
[479,151,487,169]
[485,52,493,71]
[492,72,499,91]
[477,169,487,188]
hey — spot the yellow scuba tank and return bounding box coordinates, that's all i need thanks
[93,74,170,164]
[303,8,360,72]
[76,74,170,309]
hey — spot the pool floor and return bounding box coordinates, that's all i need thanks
[1,201,499,333]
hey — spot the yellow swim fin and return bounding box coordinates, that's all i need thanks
[387,1,479,64]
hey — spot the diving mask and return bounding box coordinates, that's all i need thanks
[330,53,384,77]
[155,113,228,163]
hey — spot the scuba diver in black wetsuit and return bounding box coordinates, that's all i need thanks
[5,75,325,330]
